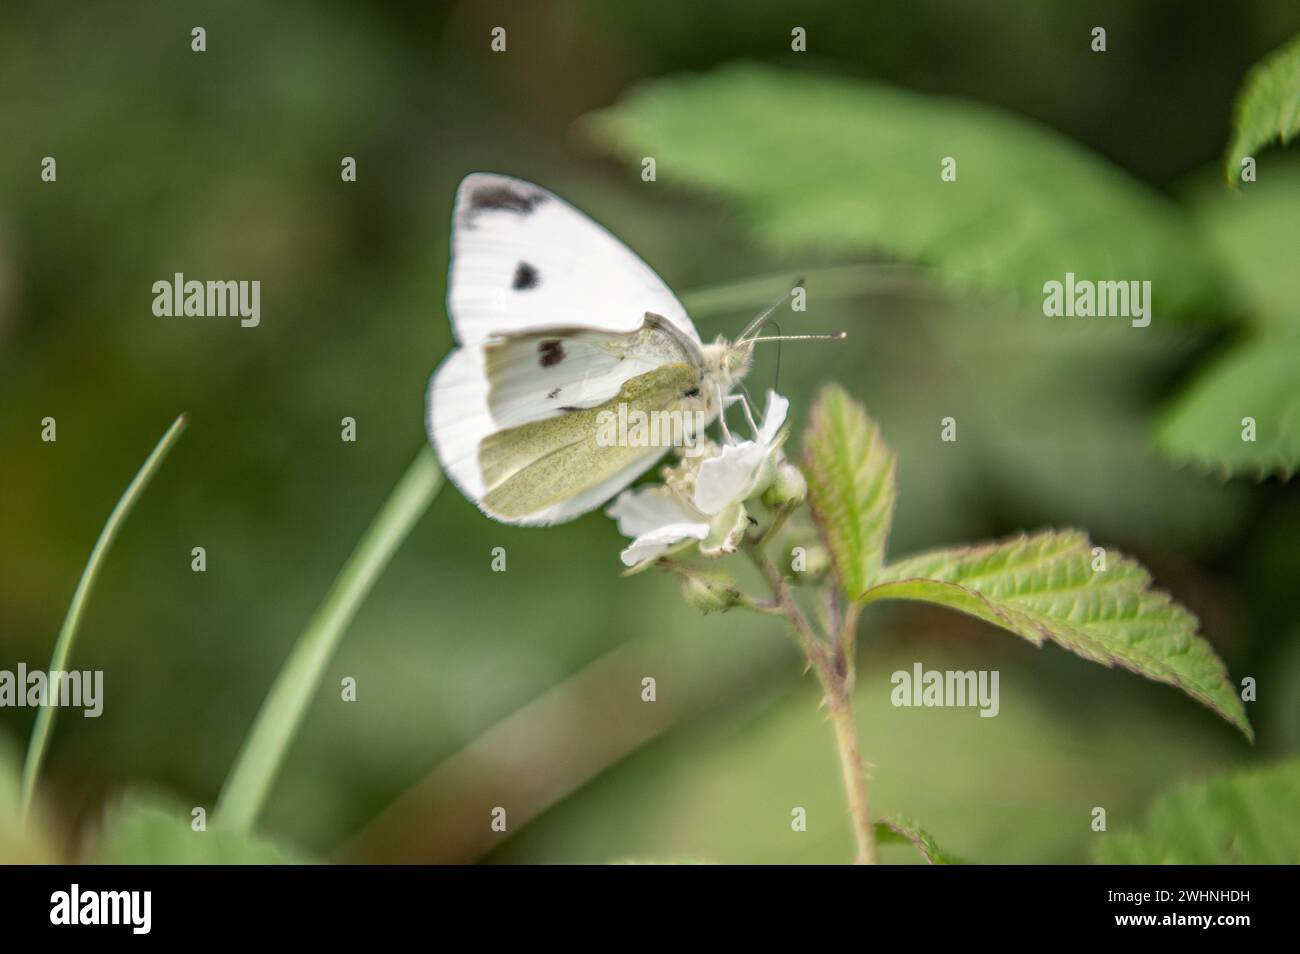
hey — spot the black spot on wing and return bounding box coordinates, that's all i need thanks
[538,339,565,368]
[513,261,539,290]
[546,387,561,400]
[468,183,547,217]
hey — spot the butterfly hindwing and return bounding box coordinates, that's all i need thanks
[478,363,702,522]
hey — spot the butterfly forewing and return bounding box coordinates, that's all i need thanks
[448,173,698,346]
[482,314,702,429]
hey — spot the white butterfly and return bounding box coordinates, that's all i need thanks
[426,173,800,527]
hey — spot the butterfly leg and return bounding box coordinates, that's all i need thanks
[715,384,737,444]
[722,390,761,441]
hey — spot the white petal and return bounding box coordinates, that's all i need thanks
[607,485,696,538]
[757,390,789,445]
[699,504,749,557]
[693,441,768,514]
[619,521,710,567]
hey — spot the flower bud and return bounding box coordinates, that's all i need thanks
[762,461,808,509]
[680,571,741,614]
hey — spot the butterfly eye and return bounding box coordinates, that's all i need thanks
[682,386,701,398]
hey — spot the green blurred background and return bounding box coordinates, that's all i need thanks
[2,0,1298,863]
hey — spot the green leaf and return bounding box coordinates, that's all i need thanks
[584,63,1222,317]
[801,383,897,600]
[1156,333,1300,479]
[865,530,1252,740]
[1162,165,1300,477]
[1095,759,1300,864]
[874,816,963,865]
[94,791,311,864]
[1189,161,1300,326]
[1224,34,1300,182]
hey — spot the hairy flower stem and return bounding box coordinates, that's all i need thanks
[745,541,878,864]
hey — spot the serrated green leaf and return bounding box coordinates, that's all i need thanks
[1156,334,1300,478]
[1095,759,1300,864]
[94,790,311,864]
[584,63,1222,317]
[874,816,963,865]
[865,530,1252,740]
[1224,33,1300,182]
[801,383,896,600]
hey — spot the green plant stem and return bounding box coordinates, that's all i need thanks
[21,413,189,822]
[215,445,442,834]
[745,540,878,864]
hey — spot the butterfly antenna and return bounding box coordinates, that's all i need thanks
[738,277,805,343]
[757,321,783,393]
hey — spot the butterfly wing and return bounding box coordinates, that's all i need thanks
[446,173,699,345]
[482,313,701,428]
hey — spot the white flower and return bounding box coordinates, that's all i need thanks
[607,391,790,568]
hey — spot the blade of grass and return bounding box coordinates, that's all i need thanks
[21,413,189,821]
[215,445,442,834]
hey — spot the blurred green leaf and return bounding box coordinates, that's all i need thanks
[802,383,897,600]
[94,791,311,864]
[1190,162,1300,325]
[585,63,1223,317]
[1157,334,1300,479]
[1159,165,1300,477]
[1224,34,1300,182]
[875,816,963,864]
[866,530,1253,740]
[1095,759,1300,863]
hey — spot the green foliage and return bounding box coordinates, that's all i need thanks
[94,791,310,864]
[874,816,963,864]
[1158,165,1300,477]
[802,383,896,600]
[20,415,188,817]
[1157,334,1300,479]
[868,532,1252,740]
[1225,34,1300,182]
[1095,759,1300,863]
[585,63,1222,317]
[799,386,1251,740]
[1192,162,1300,324]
